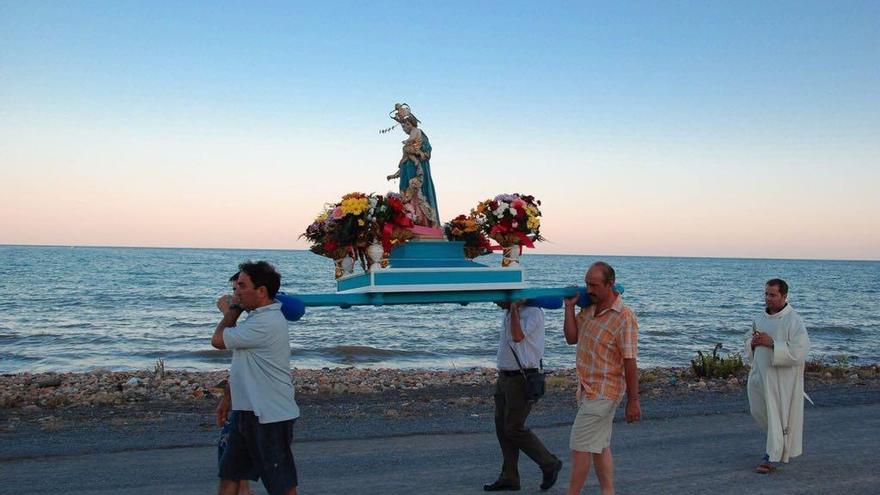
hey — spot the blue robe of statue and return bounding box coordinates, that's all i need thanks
[398,130,440,226]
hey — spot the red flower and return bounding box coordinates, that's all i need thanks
[388,197,404,211]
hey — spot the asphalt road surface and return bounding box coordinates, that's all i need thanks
[2,402,877,494]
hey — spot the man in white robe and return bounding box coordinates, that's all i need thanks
[744,278,811,473]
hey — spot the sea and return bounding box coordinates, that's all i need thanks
[1,245,878,374]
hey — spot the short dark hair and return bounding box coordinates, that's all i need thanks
[238,261,281,299]
[766,278,789,296]
[590,261,616,285]
[228,272,239,282]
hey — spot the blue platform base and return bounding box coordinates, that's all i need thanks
[336,240,525,294]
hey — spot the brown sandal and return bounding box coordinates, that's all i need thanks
[755,462,776,474]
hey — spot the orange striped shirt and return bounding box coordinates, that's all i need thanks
[575,295,638,401]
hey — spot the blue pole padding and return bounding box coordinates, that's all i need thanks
[526,283,624,309]
[276,292,306,321]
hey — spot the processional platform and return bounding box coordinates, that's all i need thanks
[294,240,576,308]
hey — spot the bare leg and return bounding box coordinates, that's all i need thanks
[218,480,241,495]
[593,447,615,495]
[238,480,252,495]
[285,487,298,495]
[566,450,592,495]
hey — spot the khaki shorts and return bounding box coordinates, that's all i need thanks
[569,398,619,453]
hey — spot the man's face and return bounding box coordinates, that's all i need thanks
[764,284,787,313]
[234,272,265,311]
[585,267,613,305]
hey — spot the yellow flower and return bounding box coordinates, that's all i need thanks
[341,197,369,216]
[357,219,365,226]
[315,212,329,222]
[527,216,540,230]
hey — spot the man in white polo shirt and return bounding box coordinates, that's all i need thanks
[211,260,299,495]
[484,300,563,492]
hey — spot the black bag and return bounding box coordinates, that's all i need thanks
[509,345,545,402]
[524,370,546,402]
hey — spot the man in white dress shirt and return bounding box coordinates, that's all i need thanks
[483,300,563,492]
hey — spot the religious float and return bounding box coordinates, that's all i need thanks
[292,104,586,310]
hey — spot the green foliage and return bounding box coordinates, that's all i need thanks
[805,355,850,377]
[691,343,745,379]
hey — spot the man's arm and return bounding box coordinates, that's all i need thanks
[212,296,243,350]
[508,301,526,343]
[623,358,641,423]
[563,295,579,345]
[772,316,811,367]
[216,380,231,427]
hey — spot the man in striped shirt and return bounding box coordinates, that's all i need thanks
[563,261,640,495]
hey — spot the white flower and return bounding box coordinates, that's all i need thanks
[508,208,517,216]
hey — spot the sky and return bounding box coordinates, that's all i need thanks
[1,1,878,260]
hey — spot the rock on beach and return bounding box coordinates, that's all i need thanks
[1,365,877,412]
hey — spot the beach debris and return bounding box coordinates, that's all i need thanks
[36,376,62,388]
[125,377,141,388]
[154,359,165,381]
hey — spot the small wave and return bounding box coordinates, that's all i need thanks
[168,321,211,329]
[56,322,96,329]
[808,325,862,335]
[308,345,435,362]
[140,349,231,358]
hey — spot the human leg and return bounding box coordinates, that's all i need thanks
[492,377,521,485]
[566,450,592,495]
[501,375,558,470]
[567,399,618,495]
[218,480,243,495]
[249,417,298,495]
[218,412,259,494]
[592,447,615,495]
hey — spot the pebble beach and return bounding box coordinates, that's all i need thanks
[3,364,878,421]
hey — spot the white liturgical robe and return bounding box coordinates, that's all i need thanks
[744,304,811,463]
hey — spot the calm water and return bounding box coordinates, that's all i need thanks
[1,245,878,373]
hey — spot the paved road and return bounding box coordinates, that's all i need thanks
[2,403,878,494]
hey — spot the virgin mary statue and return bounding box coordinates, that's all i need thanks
[385,103,440,228]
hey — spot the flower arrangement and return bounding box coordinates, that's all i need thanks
[471,193,544,248]
[302,192,418,276]
[301,208,341,258]
[370,193,415,252]
[444,214,491,259]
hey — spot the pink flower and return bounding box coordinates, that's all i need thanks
[332,206,345,220]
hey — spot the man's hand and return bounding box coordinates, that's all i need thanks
[510,299,528,310]
[564,291,580,309]
[751,331,774,349]
[216,396,231,427]
[625,397,641,423]
[217,295,233,314]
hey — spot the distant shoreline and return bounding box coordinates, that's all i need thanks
[3,244,879,262]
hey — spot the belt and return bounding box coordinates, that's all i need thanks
[500,368,539,377]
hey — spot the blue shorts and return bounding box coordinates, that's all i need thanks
[218,411,298,494]
[218,412,259,481]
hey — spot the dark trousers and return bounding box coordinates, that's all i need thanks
[494,373,558,483]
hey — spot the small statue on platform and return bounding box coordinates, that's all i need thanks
[385,103,440,228]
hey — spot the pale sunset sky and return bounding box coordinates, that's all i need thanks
[2,2,878,260]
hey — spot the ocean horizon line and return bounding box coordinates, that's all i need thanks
[2,243,878,263]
